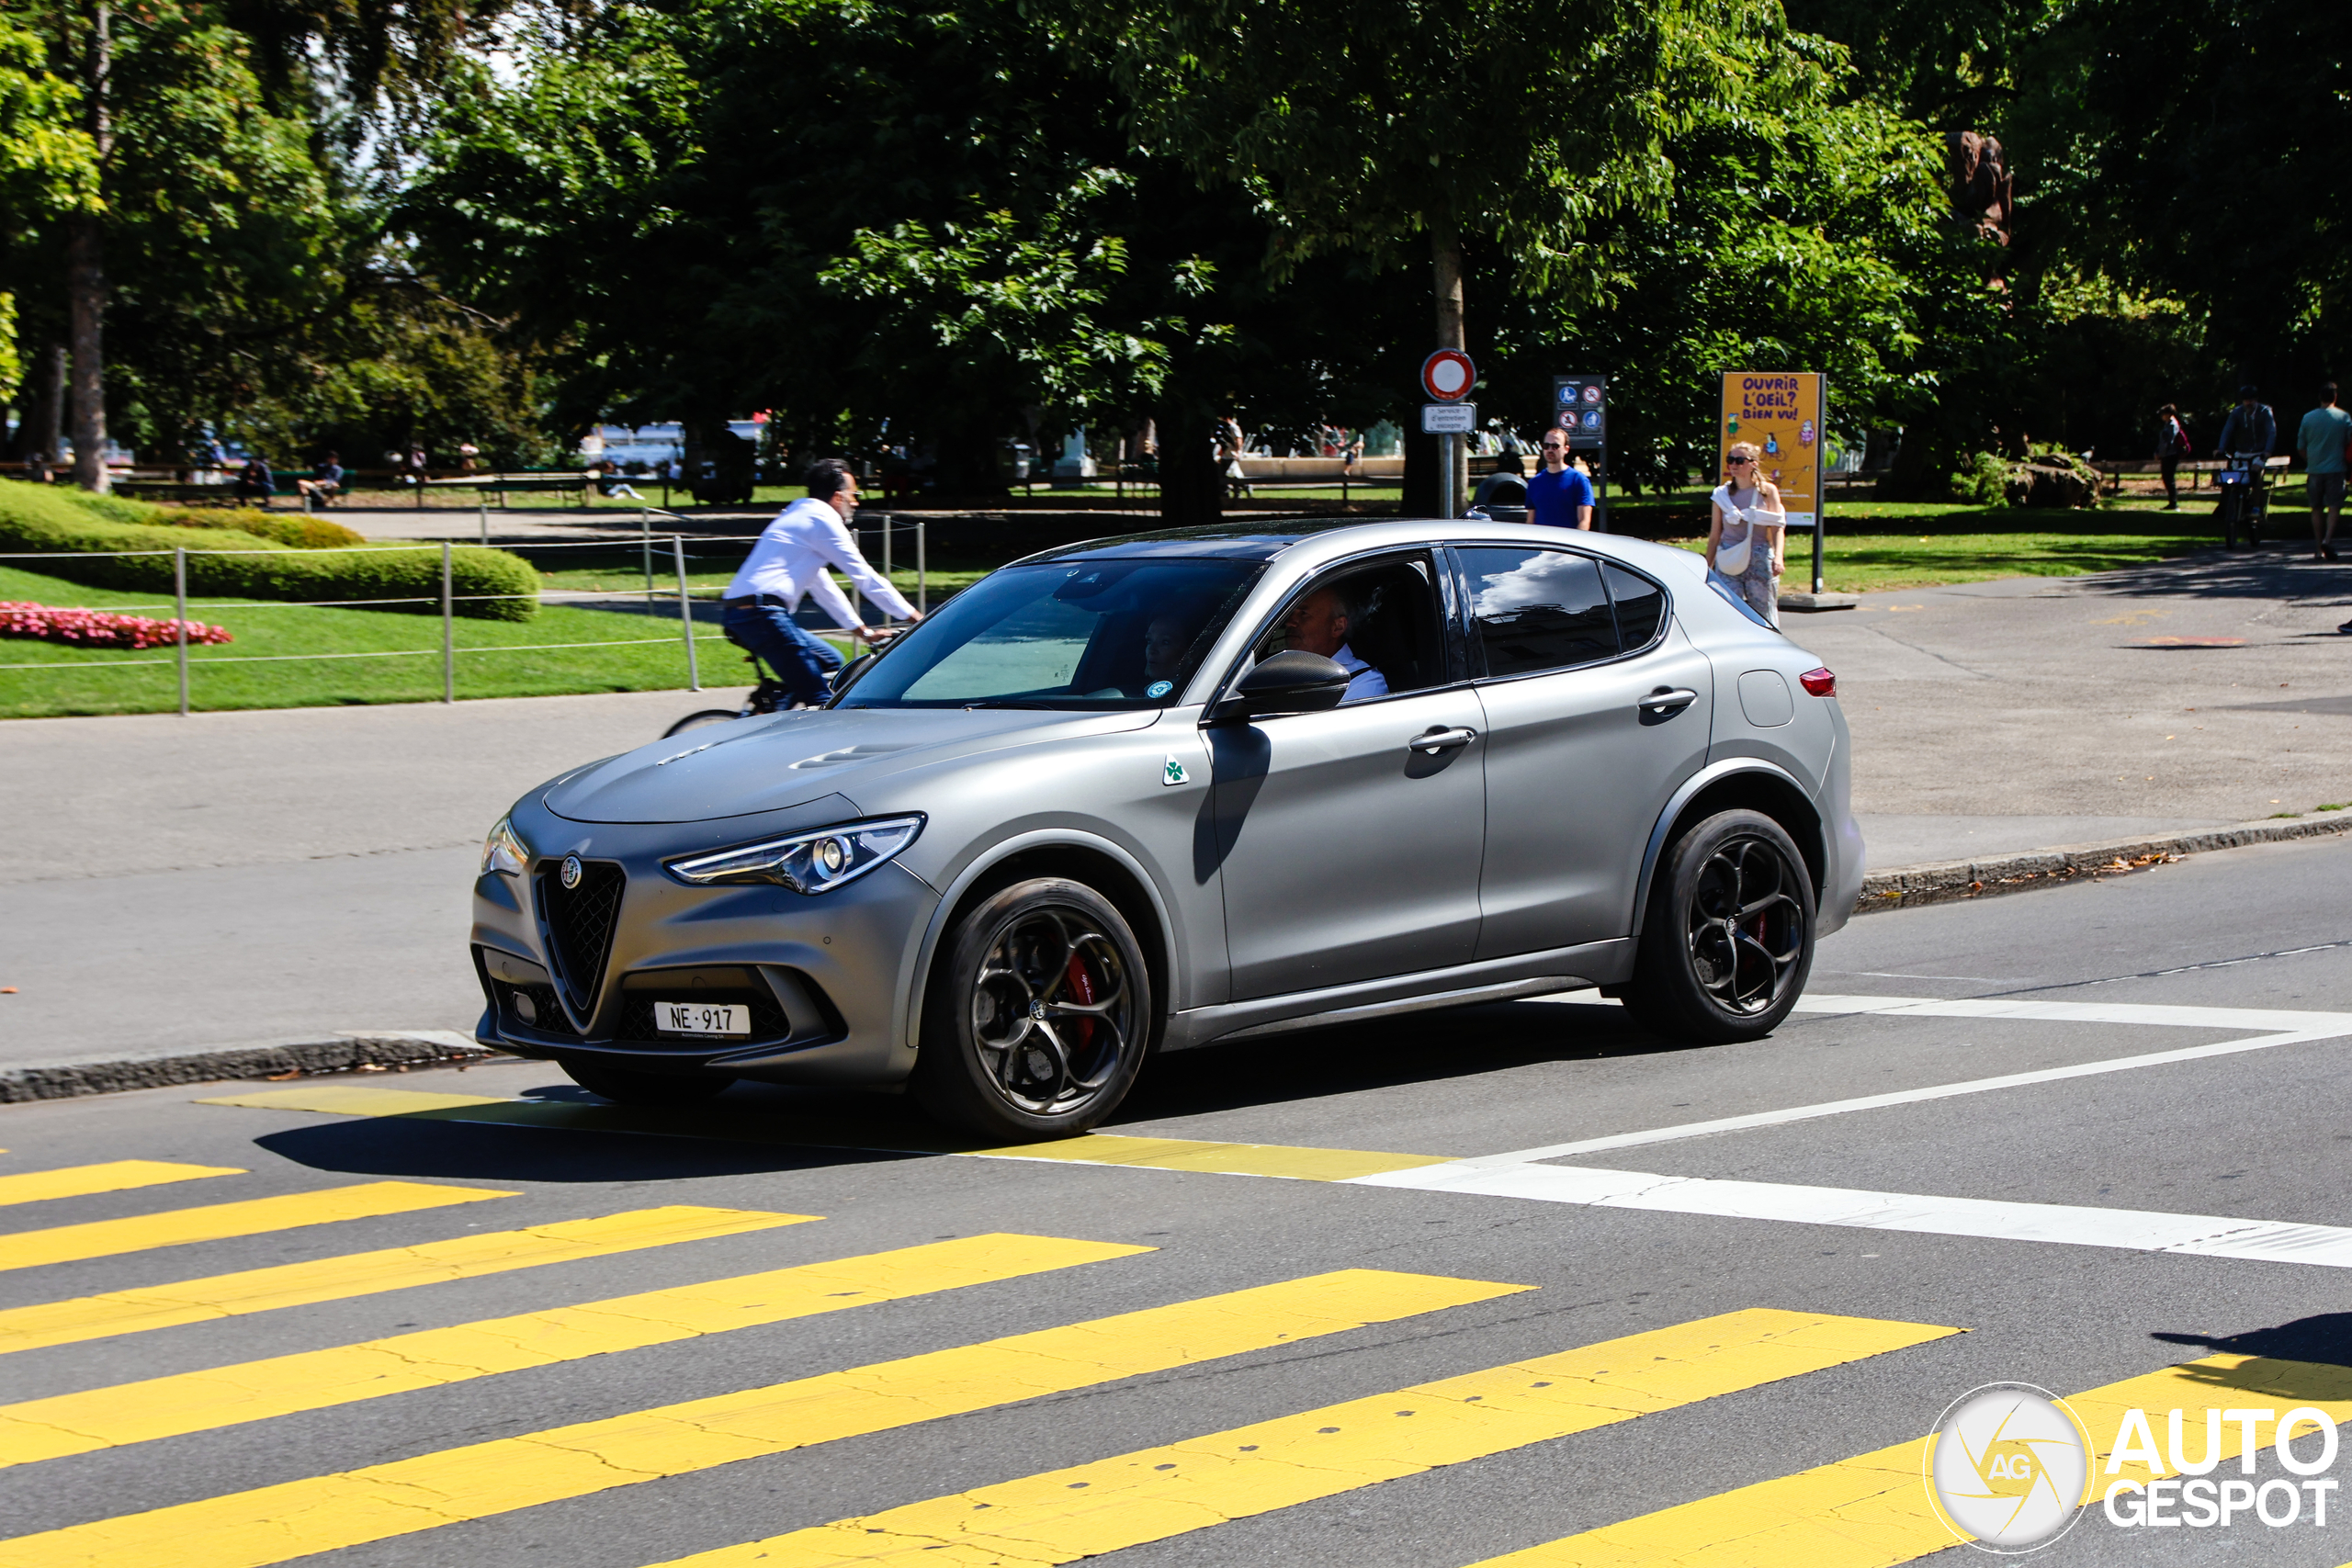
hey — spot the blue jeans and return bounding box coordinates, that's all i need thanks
[721,602,842,706]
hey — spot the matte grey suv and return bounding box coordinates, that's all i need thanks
[471,519,1862,1137]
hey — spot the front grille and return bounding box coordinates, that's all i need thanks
[537,861,626,1016]
[618,988,791,1047]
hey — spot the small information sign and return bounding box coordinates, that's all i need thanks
[1421,401,1477,434]
[1552,376,1607,447]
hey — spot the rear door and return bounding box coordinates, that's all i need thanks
[1453,547,1715,957]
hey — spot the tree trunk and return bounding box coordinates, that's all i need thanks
[16,342,64,464]
[1155,401,1223,527]
[1429,216,1467,516]
[66,2,111,492]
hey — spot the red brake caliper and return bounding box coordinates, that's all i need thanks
[1060,953,1097,1054]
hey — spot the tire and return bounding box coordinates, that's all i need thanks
[662,708,743,738]
[1622,808,1815,1043]
[913,877,1152,1139]
[560,1058,735,1106]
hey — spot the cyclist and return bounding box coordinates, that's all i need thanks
[2215,386,2277,461]
[719,457,920,706]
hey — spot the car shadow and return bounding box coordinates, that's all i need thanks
[2150,1313,2352,1371]
[248,997,1693,1183]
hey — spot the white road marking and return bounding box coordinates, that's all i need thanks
[1500,993,2352,1164]
[1345,1161,2352,1269]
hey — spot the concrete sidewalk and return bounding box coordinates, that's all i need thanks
[5,549,2348,1081]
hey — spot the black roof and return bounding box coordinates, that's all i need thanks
[1024,518,1375,563]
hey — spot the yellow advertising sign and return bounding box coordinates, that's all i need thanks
[1718,372,1826,528]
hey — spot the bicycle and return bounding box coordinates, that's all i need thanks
[662,652,801,738]
[2215,451,2271,548]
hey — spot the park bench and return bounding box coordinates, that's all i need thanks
[427,474,594,507]
[2091,456,2290,496]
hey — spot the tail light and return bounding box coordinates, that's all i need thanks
[1799,667,1836,697]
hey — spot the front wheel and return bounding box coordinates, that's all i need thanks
[913,877,1152,1139]
[662,708,743,739]
[1622,809,1815,1043]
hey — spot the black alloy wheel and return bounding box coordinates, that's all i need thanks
[1623,808,1815,1043]
[560,1058,735,1106]
[914,877,1150,1138]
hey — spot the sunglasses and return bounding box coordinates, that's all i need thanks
[1541,440,1566,449]
[1727,456,1754,465]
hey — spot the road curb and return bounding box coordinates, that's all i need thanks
[1852,814,2352,916]
[0,1031,495,1104]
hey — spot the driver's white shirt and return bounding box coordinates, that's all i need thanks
[725,497,917,626]
[1333,643,1387,702]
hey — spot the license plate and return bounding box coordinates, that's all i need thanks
[653,1001,749,1036]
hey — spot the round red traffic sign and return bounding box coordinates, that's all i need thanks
[1421,349,1476,401]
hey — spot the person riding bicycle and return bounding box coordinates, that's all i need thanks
[720,458,920,706]
[2215,386,2277,462]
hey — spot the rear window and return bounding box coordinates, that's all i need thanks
[1604,563,1668,646]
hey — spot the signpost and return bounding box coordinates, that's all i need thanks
[1423,350,1476,519]
[1553,376,1609,531]
[1717,371,1839,601]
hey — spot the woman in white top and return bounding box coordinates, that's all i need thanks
[1706,441,1785,626]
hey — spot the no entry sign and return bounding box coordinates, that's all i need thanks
[1421,350,1476,401]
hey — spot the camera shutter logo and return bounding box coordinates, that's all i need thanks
[1925,1382,2094,1553]
[560,854,583,890]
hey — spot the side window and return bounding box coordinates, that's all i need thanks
[1603,563,1668,648]
[1250,553,1445,700]
[1459,547,1620,678]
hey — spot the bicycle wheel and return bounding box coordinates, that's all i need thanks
[662,708,744,738]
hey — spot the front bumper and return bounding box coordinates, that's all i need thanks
[470,796,942,1085]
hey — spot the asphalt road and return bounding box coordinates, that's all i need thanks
[2,834,2346,1567]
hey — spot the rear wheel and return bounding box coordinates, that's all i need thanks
[1623,809,1815,1043]
[560,1058,734,1106]
[913,877,1151,1139]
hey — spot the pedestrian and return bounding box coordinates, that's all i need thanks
[719,457,922,708]
[1219,417,1252,499]
[458,442,481,475]
[2296,381,2350,562]
[1525,427,1595,530]
[595,459,644,501]
[2153,404,2191,510]
[1708,442,1785,626]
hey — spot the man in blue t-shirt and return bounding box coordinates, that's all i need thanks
[1525,426,1595,530]
[2296,381,2350,562]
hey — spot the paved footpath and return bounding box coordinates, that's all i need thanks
[3,550,2346,1072]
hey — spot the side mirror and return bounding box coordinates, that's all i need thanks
[1212,650,1351,720]
[831,652,875,693]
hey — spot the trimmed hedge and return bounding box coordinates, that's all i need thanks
[0,482,539,620]
[73,494,368,549]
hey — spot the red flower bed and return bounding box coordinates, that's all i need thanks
[0,601,233,649]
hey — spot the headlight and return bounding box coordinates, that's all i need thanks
[665,815,924,893]
[481,813,529,876]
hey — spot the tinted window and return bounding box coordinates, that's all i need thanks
[1459,547,1618,677]
[1604,563,1668,646]
[1251,554,1445,698]
[837,558,1261,708]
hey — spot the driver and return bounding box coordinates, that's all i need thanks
[1140,614,1196,692]
[1283,584,1386,702]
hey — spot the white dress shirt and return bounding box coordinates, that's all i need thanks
[724,497,917,626]
[1333,643,1388,702]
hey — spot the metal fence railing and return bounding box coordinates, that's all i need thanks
[0,514,931,716]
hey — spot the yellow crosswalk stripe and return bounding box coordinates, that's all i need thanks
[0,1205,813,1356]
[0,1162,245,1209]
[644,1308,1961,1568]
[1464,1352,2352,1565]
[0,1180,511,1273]
[0,1233,1148,1469]
[200,1085,1459,1180]
[0,1268,1525,1568]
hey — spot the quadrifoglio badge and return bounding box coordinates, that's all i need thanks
[1926,1384,2342,1553]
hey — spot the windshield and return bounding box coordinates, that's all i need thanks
[835,558,1264,709]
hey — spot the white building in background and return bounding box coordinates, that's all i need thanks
[579,421,765,468]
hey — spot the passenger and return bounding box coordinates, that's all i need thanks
[1283,585,1387,702]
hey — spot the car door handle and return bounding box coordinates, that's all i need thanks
[1638,687,1699,713]
[1409,727,1477,754]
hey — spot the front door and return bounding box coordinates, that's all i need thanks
[1209,552,1486,1000]
[1453,547,1715,957]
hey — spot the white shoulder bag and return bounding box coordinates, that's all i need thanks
[1713,486,1751,576]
